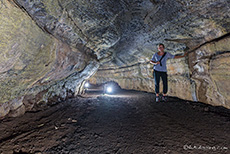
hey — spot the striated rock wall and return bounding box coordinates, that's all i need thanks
[190,35,230,108]
[90,35,230,108]
[89,57,193,101]
[0,0,99,118]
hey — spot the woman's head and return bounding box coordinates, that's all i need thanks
[157,43,165,52]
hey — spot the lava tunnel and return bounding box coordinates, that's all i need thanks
[0,0,230,153]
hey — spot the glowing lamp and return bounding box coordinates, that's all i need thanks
[106,87,113,93]
[85,82,90,88]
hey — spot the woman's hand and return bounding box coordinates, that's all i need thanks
[150,60,160,65]
[174,52,188,59]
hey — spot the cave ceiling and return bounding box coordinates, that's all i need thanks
[13,0,230,67]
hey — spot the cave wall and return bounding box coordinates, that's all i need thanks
[90,36,230,108]
[190,35,230,108]
[90,56,193,101]
[0,0,99,118]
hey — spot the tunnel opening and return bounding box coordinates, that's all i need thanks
[83,81,122,95]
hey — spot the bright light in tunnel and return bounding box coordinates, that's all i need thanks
[106,87,113,93]
[85,82,90,88]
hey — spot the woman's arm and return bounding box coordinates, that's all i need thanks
[174,52,188,59]
[150,53,160,65]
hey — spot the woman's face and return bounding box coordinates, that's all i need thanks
[158,45,164,52]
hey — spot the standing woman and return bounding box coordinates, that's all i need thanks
[150,43,187,102]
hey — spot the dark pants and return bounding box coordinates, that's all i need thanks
[153,70,168,94]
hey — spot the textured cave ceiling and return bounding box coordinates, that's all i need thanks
[13,0,230,66]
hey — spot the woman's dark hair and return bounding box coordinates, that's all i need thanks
[157,43,165,48]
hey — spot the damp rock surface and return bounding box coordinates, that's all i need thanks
[0,91,229,154]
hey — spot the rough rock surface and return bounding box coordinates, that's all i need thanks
[0,0,99,118]
[0,0,230,118]
[0,92,230,153]
[189,35,230,108]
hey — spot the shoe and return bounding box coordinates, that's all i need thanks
[162,96,167,102]
[156,96,160,102]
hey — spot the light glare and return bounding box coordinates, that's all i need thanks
[85,82,89,88]
[106,87,112,93]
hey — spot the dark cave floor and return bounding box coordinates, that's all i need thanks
[0,90,230,154]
